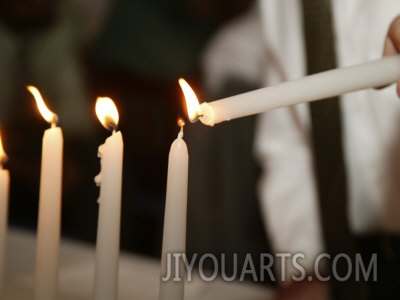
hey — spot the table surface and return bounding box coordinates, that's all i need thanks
[2,228,274,299]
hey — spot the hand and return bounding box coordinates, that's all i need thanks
[275,281,330,300]
[383,15,400,96]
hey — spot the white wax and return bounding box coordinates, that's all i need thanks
[199,55,400,126]
[159,130,188,300]
[94,131,123,300]
[34,126,63,300]
[0,167,9,297]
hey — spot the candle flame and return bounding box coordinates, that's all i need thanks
[0,132,8,166]
[95,97,119,131]
[177,118,185,128]
[27,85,58,125]
[178,78,201,122]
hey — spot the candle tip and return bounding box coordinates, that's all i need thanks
[177,118,185,138]
[177,118,185,128]
[188,112,204,123]
[0,133,8,167]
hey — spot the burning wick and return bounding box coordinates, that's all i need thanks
[177,118,185,138]
[0,133,8,168]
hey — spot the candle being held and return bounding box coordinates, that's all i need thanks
[180,54,400,126]
[0,132,9,298]
[159,118,189,300]
[27,86,63,300]
[94,97,123,300]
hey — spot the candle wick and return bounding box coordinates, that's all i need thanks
[107,119,117,132]
[177,118,185,138]
[0,155,9,167]
[190,113,204,123]
[110,123,118,134]
[51,114,59,128]
[178,126,184,138]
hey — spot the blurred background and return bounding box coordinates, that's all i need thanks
[0,0,272,286]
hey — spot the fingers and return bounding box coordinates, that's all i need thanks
[383,37,397,57]
[397,78,400,97]
[382,15,400,96]
[384,15,400,56]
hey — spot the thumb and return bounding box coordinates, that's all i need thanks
[380,15,400,95]
[383,15,400,56]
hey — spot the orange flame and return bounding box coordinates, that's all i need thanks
[27,86,58,125]
[0,131,7,166]
[178,78,201,122]
[95,97,119,131]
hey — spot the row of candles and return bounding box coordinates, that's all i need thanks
[0,86,126,299]
[0,82,191,300]
[0,54,400,300]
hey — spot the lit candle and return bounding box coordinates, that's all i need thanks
[0,132,9,298]
[159,118,188,300]
[94,97,123,300]
[27,86,63,300]
[186,55,400,126]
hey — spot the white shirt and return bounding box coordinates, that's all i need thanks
[202,0,400,280]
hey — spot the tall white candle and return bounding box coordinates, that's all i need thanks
[94,97,124,300]
[27,86,63,300]
[0,132,9,298]
[159,119,188,300]
[193,55,400,126]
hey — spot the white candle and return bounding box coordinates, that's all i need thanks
[193,55,400,126]
[159,119,189,300]
[0,133,9,298]
[27,86,63,300]
[94,97,123,300]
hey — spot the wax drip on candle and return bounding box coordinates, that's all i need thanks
[94,145,104,190]
[94,97,120,203]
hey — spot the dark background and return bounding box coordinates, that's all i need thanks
[0,0,273,284]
